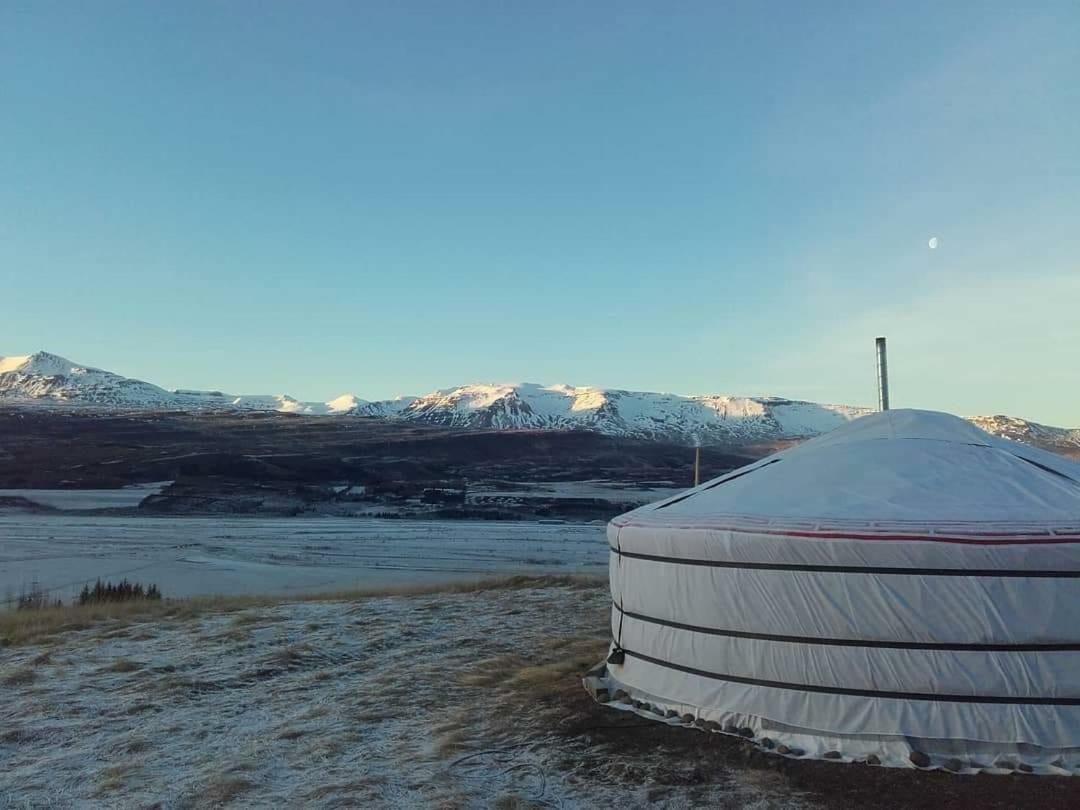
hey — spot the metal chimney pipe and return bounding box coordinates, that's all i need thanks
[875,337,890,411]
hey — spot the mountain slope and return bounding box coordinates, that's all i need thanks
[353,383,870,445]
[969,415,1080,458]
[1,351,1075,454]
[0,353,363,415]
[0,352,178,409]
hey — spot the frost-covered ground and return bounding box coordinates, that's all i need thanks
[5,581,1079,809]
[0,516,605,606]
[0,581,819,809]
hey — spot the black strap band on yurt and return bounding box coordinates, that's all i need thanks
[608,525,626,665]
[611,601,1080,652]
[608,546,1080,578]
[618,647,1080,706]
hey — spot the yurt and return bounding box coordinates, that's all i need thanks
[586,409,1080,772]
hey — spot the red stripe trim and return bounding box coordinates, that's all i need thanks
[611,520,1080,546]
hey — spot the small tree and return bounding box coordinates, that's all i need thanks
[78,579,163,605]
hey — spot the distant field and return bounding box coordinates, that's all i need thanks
[0,515,607,608]
[0,408,751,489]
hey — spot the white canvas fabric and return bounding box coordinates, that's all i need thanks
[586,409,1080,772]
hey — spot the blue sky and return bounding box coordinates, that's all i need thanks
[2,2,1078,424]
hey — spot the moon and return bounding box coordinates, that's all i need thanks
[928,236,939,249]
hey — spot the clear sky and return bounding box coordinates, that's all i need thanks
[2,1,1078,424]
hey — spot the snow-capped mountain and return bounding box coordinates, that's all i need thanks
[353,383,870,444]
[0,352,179,409]
[1,351,1076,452]
[0,353,362,416]
[969,415,1080,455]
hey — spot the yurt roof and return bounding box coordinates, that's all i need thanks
[625,409,1080,527]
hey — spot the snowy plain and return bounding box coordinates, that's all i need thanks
[0,516,606,606]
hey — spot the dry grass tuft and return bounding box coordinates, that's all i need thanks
[492,795,547,810]
[122,702,157,716]
[2,666,37,686]
[0,574,603,646]
[108,658,141,673]
[302,774,387,801]
[503,637,608,701]
[456,639,605,696]
[443,634,609,756]
[197,775,255,806]
[121,737,152,754]
[1,727,40,744]
[214,625,252,643]
[267,643,310,668]
[0,599,178,647]
[434,725,472,757]
[94,761,139,797]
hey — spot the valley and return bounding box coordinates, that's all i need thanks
[0,408,747,520]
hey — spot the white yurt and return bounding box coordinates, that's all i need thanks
[586,409,1080,772]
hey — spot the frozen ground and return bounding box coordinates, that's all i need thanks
[0,581,818,809]
[4,581,1079,809]
[0,516,606,606]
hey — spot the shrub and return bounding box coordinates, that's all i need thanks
[15,583,62,611]
[78,579,163,606]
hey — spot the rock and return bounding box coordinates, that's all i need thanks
[613,690,629,702]
[823,751,841,760]
[692,718,707,729]
[585,663,607,680]
[944,758,963,772]
[723,724,739,734]
[705,721,723,732]
[864,754,881,766]
[645,787,670,803]
[664,709,678,719]
[788,748,805,757]
[595,689,610,703]
[681,713,695,724]
[760,737,775,750]
[909,751,931,768]
[994,758,1018,770]
[1018,763,1034,773]
[633,700,645,709]
[641,703,655,714]
[738,727,754,738]
[776,745,791,755]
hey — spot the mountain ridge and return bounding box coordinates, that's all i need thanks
[2,351,1077,454]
